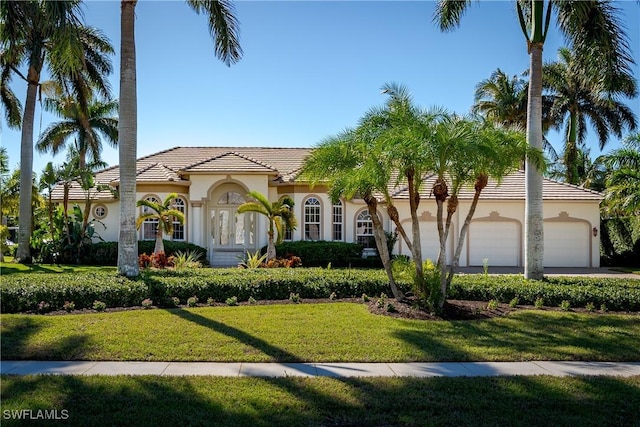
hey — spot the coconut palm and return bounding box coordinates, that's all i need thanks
[36,88,118,171]
[237,191,297,261]
[435,0,635,279]
[543,47,637,185]
[1,0,114,263]
[600,132,640,216]
[117,0,242,277]
[136,193,185,255]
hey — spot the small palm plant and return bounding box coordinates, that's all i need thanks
[237,191,297,260]
[136,193,184,255]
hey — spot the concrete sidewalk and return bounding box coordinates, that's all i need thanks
[2,360,639,378]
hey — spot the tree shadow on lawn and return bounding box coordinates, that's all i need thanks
[1,317,92,360]
[395,311,640,362]
[1,373,639,426]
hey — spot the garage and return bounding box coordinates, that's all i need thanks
[544,221,590,267]
[397,221,452,264]
[468,220,520,266]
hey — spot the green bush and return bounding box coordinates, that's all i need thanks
[449,275,640,312]
[600,217,640,267]
[83,241,208,266]
[269,241,365,267]
[2,268,639,314]
[0,272,147,313]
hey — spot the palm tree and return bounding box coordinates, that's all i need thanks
[473,68,558,163]
[1,0,114,263]
[136,193,185,255]
[435,0,635,280]
[237,191,297,261]
[600,132,640,217]
[301,130,405,300]
[543,47,637,185]
[117,0,242,277]
[36,88,118,171]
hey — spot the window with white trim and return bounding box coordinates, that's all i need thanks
[93,204,107,220]
[141,196,160,240]
[356,210,376,250]
[332,201,343,241]
[171,197,186,241]
[303,197,321,241]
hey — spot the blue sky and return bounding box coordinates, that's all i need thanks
[3,0,639,174]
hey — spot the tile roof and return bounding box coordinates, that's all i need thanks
[390,170,603,201]
[52,147,602,202]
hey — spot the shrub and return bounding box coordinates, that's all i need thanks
[509,297,520,308]
[170,296,180,307]
[139,253,152,269]
[225,296,238,306]
[248,296,257,305]
[600,217,640,267]
[289,293,301,303]
[487,299,499,310]
[560,300,571,311]
[207,297,215,306]
[83,241,207,266]
[270,241,363,267]
[187,296,198,307]
[63,301,76,312]
[141,298,153,309]
[92,300,106,311]
[1,272,147,313]
[238,249,268,269]
[586,302,595,312]
[534,297,545,309]
[173,250,203,270]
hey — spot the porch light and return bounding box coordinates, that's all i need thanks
[592,227,598,237]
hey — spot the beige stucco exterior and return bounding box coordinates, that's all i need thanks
[59,147,602,268]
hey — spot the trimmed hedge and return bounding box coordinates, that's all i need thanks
[450,275,640,312]
[268,241,374,267]
[82,241,208,266]
[1,268,639,313]
[0,273,147,313]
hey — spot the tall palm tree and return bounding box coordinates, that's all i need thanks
[435,0,635,279]
[237,191,297,261]
[600,132,640,217]
[473,68,558,163]
[1,0,113,263]
[117,0,242,277]
[36,88,118,171]
[136,193,185,255]
[543,47,637,185]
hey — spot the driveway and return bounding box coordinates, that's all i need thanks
[456,266,639,279]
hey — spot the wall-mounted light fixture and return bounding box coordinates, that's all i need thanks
[592,227,598,237]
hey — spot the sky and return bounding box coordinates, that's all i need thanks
[2,0,639,174]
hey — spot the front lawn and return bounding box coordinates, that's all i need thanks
[2,303,639,362]
[2,375,639,426]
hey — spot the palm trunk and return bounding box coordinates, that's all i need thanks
[267,227,276,260]
[434,197,447,311]
[446,185,484,288]
[565,111,578,185]
[407,172,424,284]
[15,74,38,263]
[154,230,164,255]
[524,40,545,280]
[365,195,403,300]
[117,0,140,277]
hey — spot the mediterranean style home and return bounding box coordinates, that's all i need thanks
[54,146,603,268]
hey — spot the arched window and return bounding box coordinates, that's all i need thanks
[304,197,321,241]
[355,210,375,250]
[332,201,343,241]
[171,197,186,241]
[141,196,160,240]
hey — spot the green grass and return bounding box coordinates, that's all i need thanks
[3,303,639,362]
[1,375,638,426]
[0,262,117,275]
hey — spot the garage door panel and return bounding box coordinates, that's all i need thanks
[544,222,589,267]
[469,222,519,267]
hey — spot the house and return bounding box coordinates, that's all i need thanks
[54,146,603,267]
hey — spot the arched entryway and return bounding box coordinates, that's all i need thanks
[208,183,256,266]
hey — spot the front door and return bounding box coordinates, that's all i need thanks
[209,190,255,266]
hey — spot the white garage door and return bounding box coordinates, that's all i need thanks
[544,222,590,267]
[468,221,520,266]
[398,222,451,264]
